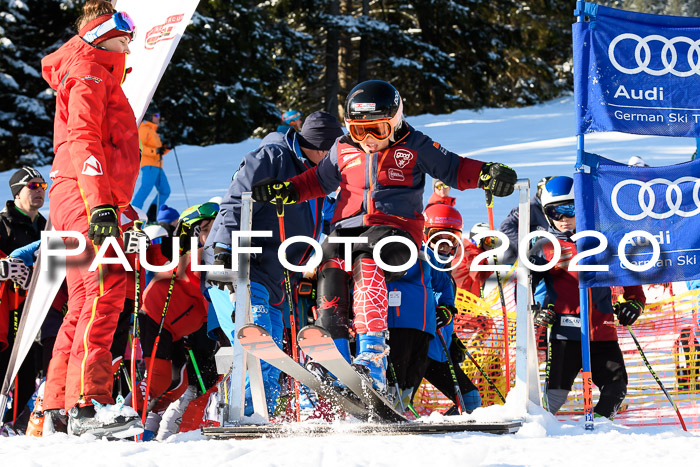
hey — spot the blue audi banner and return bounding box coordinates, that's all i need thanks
[575,153,700,287]
[574,3,700,137]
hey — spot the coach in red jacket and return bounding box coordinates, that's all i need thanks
[40,2,140,431]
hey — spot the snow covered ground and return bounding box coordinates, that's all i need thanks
[2,96,699,464]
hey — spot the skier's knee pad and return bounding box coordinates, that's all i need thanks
[316,266,351,339]
[544,388,570,415]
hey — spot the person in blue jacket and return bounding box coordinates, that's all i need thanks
[204,111,344,415]
[388,204,481,412]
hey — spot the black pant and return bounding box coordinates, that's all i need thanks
[547,339,627,418]
[387,328,431,390]
[316,225,415,339]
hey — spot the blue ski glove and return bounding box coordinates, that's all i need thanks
[10,239,41,267]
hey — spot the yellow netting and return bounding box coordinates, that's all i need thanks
[413,267,518,415]
[412,276,700,431]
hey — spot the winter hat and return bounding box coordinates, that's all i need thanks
[157,205,180,224]
[9,167,44,198]
[79,12,134,46]
[297,111,344,152]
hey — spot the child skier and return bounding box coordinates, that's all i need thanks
[252,80,517,391]
[530,176,646,419]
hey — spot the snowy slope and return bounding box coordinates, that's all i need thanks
[1,97,699,463]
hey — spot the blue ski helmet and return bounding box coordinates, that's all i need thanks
[282,110,302,124]
[540,176,575,227]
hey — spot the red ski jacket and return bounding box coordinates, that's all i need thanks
[289,125,484,245]
[142,253,208,342]
[530,230,646,341]
[42,35,140,210]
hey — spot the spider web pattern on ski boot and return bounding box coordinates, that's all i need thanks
[352,258,388,334]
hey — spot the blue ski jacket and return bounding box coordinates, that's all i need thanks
[387,245,455,337]
[205,129,324,306]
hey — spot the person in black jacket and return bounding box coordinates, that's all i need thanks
[0,167,48,430]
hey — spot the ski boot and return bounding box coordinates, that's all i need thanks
[43,409,68,434]
[352,331,389,393]
[68,397,143,438]
[306,337,351,385]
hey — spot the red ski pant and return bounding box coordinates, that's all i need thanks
[44,179,127,411]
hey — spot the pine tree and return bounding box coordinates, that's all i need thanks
[0,0,74,170]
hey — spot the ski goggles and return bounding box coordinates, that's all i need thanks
[434,182,448,190]
[426,228,462,250]
[180,201,220,227]
[346,119,393,142]
[26,182,48,190]
[83,12,136,44]
[544,203,575,220]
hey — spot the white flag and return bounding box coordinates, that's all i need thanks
[115,0,200,123]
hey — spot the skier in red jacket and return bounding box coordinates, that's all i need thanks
[252,80,517,392]
[40,0,142,437]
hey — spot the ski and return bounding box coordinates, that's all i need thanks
[297,325,408,423]
[237,324,370,420]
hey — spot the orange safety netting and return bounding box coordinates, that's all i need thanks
[412,274,700,431]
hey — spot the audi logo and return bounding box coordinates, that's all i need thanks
[608,33,700,77]
[611,177,700,221]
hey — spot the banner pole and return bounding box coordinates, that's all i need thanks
[573,1,595,432]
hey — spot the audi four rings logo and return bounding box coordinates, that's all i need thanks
[608,33,700,77]
[611,177,700,221]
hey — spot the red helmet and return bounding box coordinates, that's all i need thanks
[424,203,463,232]
[423,204,463,256]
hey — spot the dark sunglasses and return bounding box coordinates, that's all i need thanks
[544,203,575,220]
[26,182,48,190]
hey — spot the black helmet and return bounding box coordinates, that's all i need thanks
[345,80,404,143]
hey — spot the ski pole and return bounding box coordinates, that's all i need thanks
[187,348,207,394]
[437,331,466,414]
[387,359,406,413]
[172,147,191,206]
[464,346,506,403]
[141,270,177,427]
[131,220,143,417]
[484,189,510,396]
[12,285,19,425]
[627,325,687,431]
[274,188,301,422]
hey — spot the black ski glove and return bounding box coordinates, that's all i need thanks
[251,177,298,204]
[449,332,467,364]
[436,304,456,329]
[206,245,236,292]
[614,299,643,326]
[478,163,517,198]
[88,205,119,245]
[534,304,557,329]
